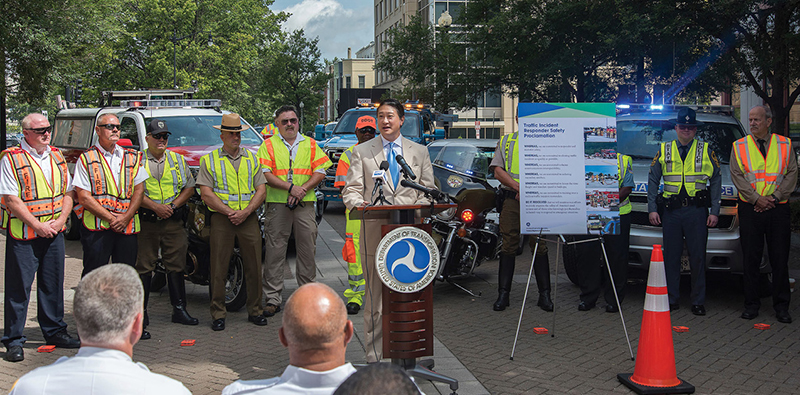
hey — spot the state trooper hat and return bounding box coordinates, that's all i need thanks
[670,107,704,126]
[146,119,171,135]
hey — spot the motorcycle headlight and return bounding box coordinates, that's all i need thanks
[435,206,457,221]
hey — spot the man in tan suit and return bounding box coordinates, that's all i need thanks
[342,98,436,362]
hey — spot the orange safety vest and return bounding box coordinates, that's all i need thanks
[2,147,69,240]
[733,134,792,203]
[73,147,142,234]
[258,135,331,203]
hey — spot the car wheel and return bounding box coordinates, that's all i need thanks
[561,236,581,286]
[64,212,81,240]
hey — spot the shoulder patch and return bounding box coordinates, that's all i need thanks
[651,151,660,167]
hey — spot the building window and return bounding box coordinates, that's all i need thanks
[346,76,351,89]
[359,75,366,89]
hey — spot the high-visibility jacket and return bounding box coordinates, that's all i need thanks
[658,140,713,197]
[500,132,520,182]
[144,150,188,204]
[257,135,331,203]
[201,148,259,211]
[733,133,792,203]
[617,153,632,215]
[334,144,357,188]
[2,146,70,240]
[74,147,142,234]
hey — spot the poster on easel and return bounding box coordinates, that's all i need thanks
[518,103,618,235]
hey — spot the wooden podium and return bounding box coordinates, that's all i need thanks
[352,203,459,394]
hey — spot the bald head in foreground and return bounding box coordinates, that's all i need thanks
[334,362,421,395]
[223,283,357,394]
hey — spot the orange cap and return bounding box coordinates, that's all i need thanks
[356,116,376,131]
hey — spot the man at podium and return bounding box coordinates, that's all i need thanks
[342,98,436,363]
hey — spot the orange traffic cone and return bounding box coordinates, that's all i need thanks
[618,245,694,394]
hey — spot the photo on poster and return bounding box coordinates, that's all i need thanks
[583,125,617,142]
[585,165,618,188]
[586,189,620,211]
[585,211,619,236]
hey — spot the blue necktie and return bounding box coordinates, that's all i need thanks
[388,142,400,188]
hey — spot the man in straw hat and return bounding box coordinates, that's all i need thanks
[647,107,721,316]
[196,113,268,331]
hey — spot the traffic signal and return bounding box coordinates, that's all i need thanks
[75,79,83,106]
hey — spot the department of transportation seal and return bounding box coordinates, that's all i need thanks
[375,226,440,293]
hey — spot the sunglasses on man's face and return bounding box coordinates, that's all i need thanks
[98,124,121,131]
[280,118,299,126]
[26,126,52,135]
[150,133,170,140]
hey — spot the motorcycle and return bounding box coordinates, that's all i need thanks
[428,187,502,296]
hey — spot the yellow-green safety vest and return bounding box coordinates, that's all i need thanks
[202,148,259,211]
[144,150,188,204]
[76,147,142,234]
[257,135,331,203]
[500,132,520,182]
[658,140,713,197]
[733,134,792,203]
[617,153,632,215]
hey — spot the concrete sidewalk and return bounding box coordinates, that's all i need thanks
[0,219,488,394]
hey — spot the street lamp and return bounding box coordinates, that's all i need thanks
[299,101,305,135]
[172,31,213,89]
[437,11,453,134]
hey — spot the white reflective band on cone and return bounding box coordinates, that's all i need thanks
[647,259,667,287]
[644,293,670,312]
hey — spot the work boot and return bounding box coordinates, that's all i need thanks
[534,253,554,312]
[493,254,516,311]
[168,272,199,325]
[139,273,152,340]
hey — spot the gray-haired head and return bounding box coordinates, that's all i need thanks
[73,264,143,345]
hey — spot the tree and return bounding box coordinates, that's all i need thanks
[677,0,800,135]
[254,29,330,133]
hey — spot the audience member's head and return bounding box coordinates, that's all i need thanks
[279,283,353,371]
[73,264,144,355]
[333,362,420,395]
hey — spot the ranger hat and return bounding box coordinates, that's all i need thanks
[670,107,704,126]
[213,113,250,131]
[355,116,376,131]
[146,119,170,135]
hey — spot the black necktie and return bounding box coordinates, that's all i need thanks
[678,145,688,161]
[757,139,767,157]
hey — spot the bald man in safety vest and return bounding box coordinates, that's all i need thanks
[731,105,797,323]
[1,113,80,362]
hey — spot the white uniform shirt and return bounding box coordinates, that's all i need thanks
[222,363,357,395]
[72,143,149,192]
[0,138,73,196]
[9,347,191,395]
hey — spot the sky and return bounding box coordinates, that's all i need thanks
[271,0,374,61]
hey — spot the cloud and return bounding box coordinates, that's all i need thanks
[279,0,374,61]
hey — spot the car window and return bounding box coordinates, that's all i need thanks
[145,116,262,147]
[119,116,139,148]
[434,145,496,179]
[616,119,743,164]
[428,145,444,160]
[52,118,95,148]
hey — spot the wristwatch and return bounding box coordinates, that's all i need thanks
[169,203,176,210]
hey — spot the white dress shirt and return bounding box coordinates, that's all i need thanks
[380,134,403,161]
[222,363,357,395]
[0,139,73,196]
[9,347,191,395]
[72,143,149,192]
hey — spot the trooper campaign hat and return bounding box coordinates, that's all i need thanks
[213,113,251,131]
[670,107,704,126]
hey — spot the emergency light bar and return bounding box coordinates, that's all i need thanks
[120,99,222,109]
[616,103,734,116]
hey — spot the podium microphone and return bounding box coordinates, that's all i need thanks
[371,161,390,200]
[400,179,445,201]
[395,154,416,180]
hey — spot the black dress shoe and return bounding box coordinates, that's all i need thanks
[5,345,24,362]
[212,319,226,331]
[691,305,706,316]
[46,331,80,348]
[669,303,680,311]
[578,301,595,311]
[264,304,281,317]
[140,330,151,340]
[605,304,619,313]
[248,314,268,326]
[776,311,792,323]
[741,310,759,320]
[346,302,361,315]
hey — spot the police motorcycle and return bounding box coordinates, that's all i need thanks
[424,141,502,296]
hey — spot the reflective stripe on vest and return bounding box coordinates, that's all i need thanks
[77,147,142,234]
[334,145,356,188]
[203,148,258,211]
[259,135,330,203]
[659,140,713,197]
[144,150,187,204]
[733,134,791,203]
[501,132,520,181]
[617,153,632,215]
[3,147,69,240]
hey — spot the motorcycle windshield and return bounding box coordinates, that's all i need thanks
[433,145,496,180]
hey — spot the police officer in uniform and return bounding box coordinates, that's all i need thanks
[197,113,267,331]
[1,113,80,362]
[73,113,148,275]
[576,154,634,312]
[335,116,377,315]
[135,120,199,340]
[731,105,796,323]
[490,130,553,313]
[647,107,721,316]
